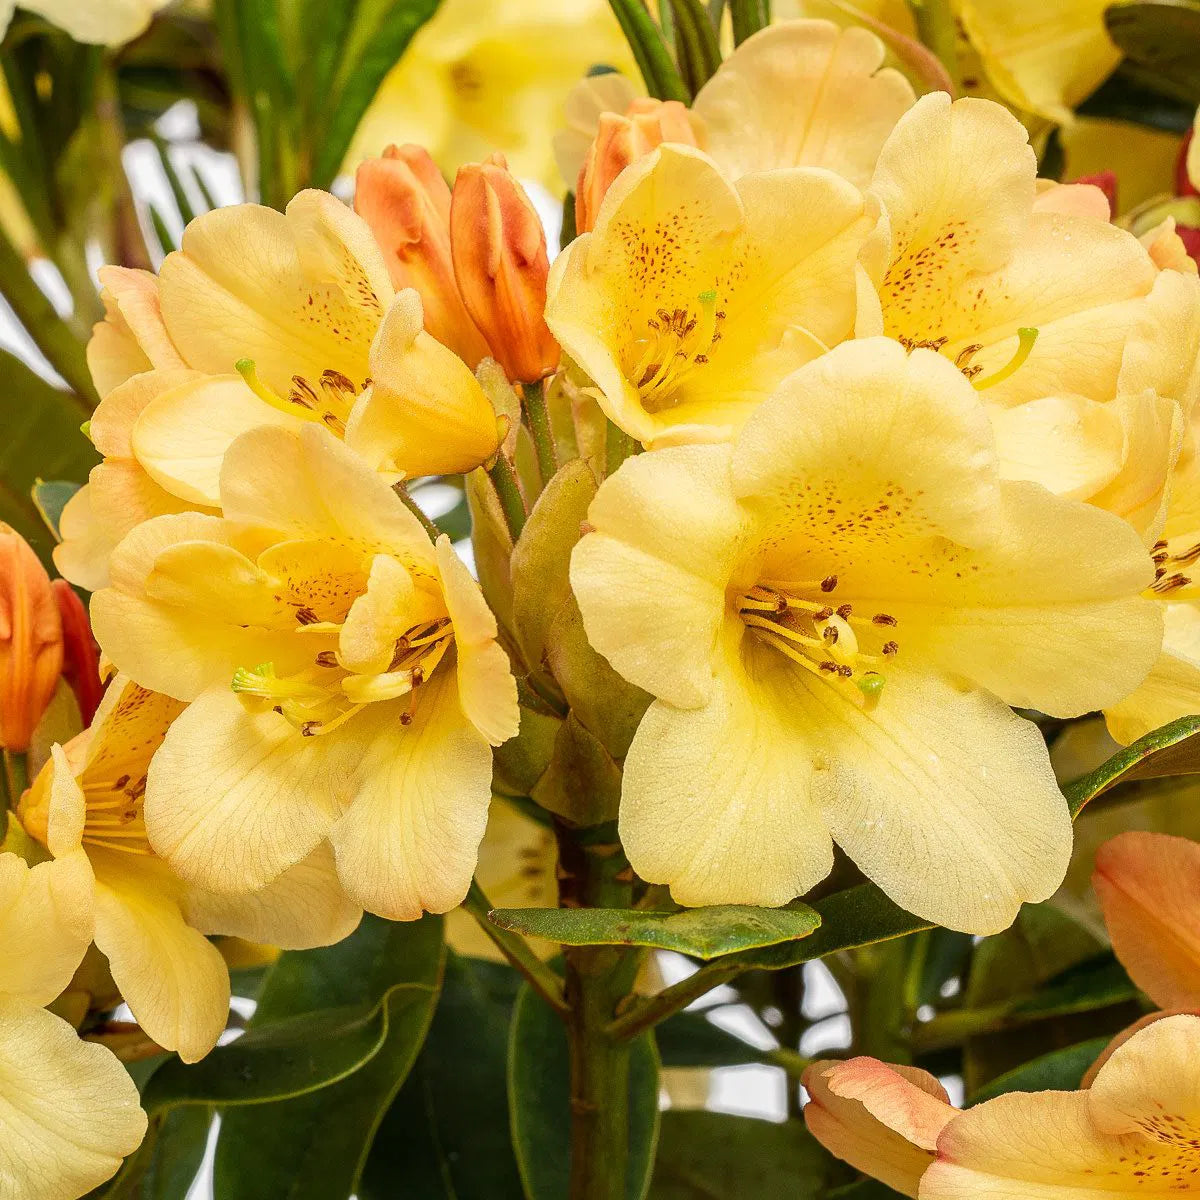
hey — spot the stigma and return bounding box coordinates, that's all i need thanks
[236,358,366,436]
[737,578,900,706]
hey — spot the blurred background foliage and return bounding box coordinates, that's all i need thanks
[1,1,1200,1197]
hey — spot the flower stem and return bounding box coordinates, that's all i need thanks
[521,380,558,487]
[462,879,567,1015]
[908,0,960,89]
[392,482,441,544]
[604,420,638,478]
[606,959,743,1042]
[487,456,528,540]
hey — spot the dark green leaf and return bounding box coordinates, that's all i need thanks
[310,0,441,188]
[0,349,96,564]
[969,1037,1110,1103]
[655,1009,772,1068]
[491,902,821,959]
[648,1111,835,1199]
[1065,715,1200,816]
[1079,63,1198,129]
[828,1182,909,1200]
[729,0,770,44]
[30,478,80,541]
[1106,1,1200,102]
[211,914,445,1200]
[509,983,660,1200]
[139,1106,212,1200]
[360,954,525,1200]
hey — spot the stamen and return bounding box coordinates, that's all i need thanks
[972,328,1038,390]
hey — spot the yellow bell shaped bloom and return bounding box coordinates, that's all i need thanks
[921,1013,1200,1198]
[864,93,1179,417]
[19,675,361,1063]
[1094,830,1200,1010]
[690,20,916,187]
[61,193,503,593]
[545,143,875,447]
[347,0,637,192]
[0,0,171,46]
[954,0,1119,127]
[802,1057,957,1198]
[0,851,146,1199]
[571,339,1160,933]
[90,424,519,922]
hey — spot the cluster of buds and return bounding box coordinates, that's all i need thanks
[355,146,559,385]
[0,525,100,754]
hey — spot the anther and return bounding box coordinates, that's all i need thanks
[295,606,320,625]
[882,641,899,656]
[872,613,898,627]
[820,575,838,592]
[814,606,834,621]
[836,603,853,619]
[837,665,853,678]
[301,721,319,737]
[315,651,338,667]
[822,626,839,644]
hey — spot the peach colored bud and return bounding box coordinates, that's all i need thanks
[450,153,560,384]
[355,144,492,368]
[575,99,700,234]
[0,525,63,752]
[52,579,101,725]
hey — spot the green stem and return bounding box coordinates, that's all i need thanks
[0,224,95,406]
[606,959,742,1042]
[2,750,28,817]
[521,380,558,487]
[462,880,568,1015]
[604,421,638,478]
[908,0,960,89]
[393,483,441,544]
[95,64,152,272]
[487,456,528,540]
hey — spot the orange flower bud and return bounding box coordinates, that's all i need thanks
[450,153,560,384]
[52,579,102,726]
[0,525,63,752]
[354,144,492,368]
[575,99,701,234]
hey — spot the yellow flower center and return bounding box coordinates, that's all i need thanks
[79,773,153,856]
[625,290,724,413]
[231,616,455,737]
[236,358,367,437]
[737,577,899,705]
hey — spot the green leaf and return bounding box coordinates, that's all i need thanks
[30,478,80,541]
[360,954,525,1200]
[1079,62,1198,129]
[969,1037,1110,1103]
[606,0,690,101]
[530,711,624,826]
[509,983,660,1200]
[1106,0,1200,102]
[655,1009,773,1068]
[648,1111,836,1199]
[491,902,821,959]
[1064,715,1200,816]
[211,913,445,1200]
[309,0,441,188]
[138,1107,212,1200]
[0,348,96,564]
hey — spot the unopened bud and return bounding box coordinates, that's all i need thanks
[52,580,101,726]
[575,99,701,234]
[0,526,63,752]
[355,145,492,368]
[450,154,560,385]
[1071,170,1117,218]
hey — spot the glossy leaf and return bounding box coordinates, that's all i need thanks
[969,1037,1111,1103]
[1106,0,1200,102]
[31,478,80,542]
[509,983,660,1200]
[360,954,525,1200]
[655,1009,772,1068]
[648,1111,835,1199]
[211,914,445,1200]
[138,1107,212,1200]
[491,902,821,959]
[1065,715,1200,816]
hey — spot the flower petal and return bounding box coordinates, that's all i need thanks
[329,666,495,921]
[0,999,146,1198]
[90,848,230,1063]
[619,626,834,909]
[1093,831,1200,1009]
[87,266,185,397]
[693,19,915,186]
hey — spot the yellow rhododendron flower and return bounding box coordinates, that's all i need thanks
[347,0,637,191]
[59,193,502,591]
[0,0,171,46]
[571,339,1160,933]
[90,424,519,922]
[0,851,146,1199]
[545,143,875,447]
[19,675,362,1062]
[802,1057,956,1197]
[922,1013,1200,1197]
[805,1015,1200,1197]
[1093,830,1200,1010]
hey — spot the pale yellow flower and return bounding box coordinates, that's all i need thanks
[60,193,502,591]
[20,675,361,1062]
[545,143,875,446]
[0,850,146,1199]
[922,1014,1200,1198]
[571,339,1160,933]
[347,0,637,191]
[0,0,172,46]
[90,424,519,921]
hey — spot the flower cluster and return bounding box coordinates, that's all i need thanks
[3,10,1200,1198]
